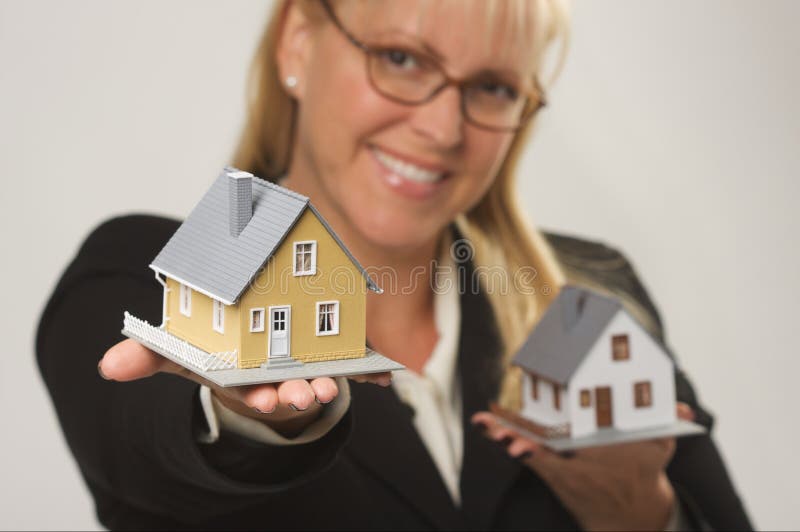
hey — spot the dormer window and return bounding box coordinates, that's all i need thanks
[293,241,317,276]
[611,334,630,361]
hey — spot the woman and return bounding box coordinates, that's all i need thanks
[38,0,751,529]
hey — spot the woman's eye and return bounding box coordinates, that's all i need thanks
[379,49,420,71]
[479,81,519,101]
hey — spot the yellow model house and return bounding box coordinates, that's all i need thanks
[127,167,385,379]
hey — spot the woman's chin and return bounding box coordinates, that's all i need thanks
[353,213,444,254]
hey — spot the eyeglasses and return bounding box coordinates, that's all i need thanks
[320,0,547,132]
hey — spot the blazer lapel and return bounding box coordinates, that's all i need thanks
[346,380,464,529]
[457,259,525,530]
[345,233,522,530]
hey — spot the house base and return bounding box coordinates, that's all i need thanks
[490,403,706,452]
[490,403,571,438]
[121,311,405,387]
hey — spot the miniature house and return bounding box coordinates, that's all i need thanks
[499,285,676,440]
[139,167,382,371]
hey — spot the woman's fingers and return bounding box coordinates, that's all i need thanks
[237,384,280,413]
[100,339,221,390]
[100,338,178,381]
[470,411,498,430]
[309,377,339,404]
[347,372,392,387]
[507,437,540,459]
[676,401,695,421]
[276,379,318,411]
[471,412,543,451]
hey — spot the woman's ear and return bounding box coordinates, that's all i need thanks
[276,1,315,100]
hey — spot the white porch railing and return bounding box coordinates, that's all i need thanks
[123,312,237,371]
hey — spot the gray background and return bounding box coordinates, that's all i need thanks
[1,1,797,529]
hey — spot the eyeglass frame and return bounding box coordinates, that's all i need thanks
[318,0,547,133]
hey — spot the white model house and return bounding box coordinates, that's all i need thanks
[511,285,676,439]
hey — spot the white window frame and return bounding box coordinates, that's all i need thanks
[293,240,317,276]
[249,307,265,333]
[316,300,340,336]
[212,299,225,334]
[179,283,192,317]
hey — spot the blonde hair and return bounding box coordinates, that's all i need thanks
[233,0,573,410]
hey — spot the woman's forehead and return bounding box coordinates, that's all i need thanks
[336,0,541,76]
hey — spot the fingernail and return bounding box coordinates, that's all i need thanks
[253,406,275,414]
[97,361,110,380]
[289,403,307,412]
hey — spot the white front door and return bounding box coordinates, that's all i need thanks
[268,306,291,358]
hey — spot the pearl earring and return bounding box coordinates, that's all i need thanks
[285,75,298,88]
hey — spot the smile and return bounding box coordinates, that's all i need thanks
[371,147,445,184]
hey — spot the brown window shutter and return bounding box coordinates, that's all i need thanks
[531,375,539,400]
[634,381,653,408]
[612,334,630,361]
[580,389,591,407]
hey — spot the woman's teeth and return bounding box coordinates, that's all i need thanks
[373,148,444,184]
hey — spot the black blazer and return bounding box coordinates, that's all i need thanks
[36,215,752,530]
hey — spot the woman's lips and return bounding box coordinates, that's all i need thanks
[369,146,450,200]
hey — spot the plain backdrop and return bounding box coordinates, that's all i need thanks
[1,1,798,529]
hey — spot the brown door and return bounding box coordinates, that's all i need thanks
[595,386,613,428]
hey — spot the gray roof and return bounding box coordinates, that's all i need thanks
[513,285,655,384]
[150,168,380,304]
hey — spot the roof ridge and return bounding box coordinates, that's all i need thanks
[251,175,309,203]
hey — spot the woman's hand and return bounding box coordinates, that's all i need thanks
[471,403,696,531]
[99,338,392,437]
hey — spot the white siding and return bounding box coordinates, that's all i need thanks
[569,310,676,437]
[520,374,569,426]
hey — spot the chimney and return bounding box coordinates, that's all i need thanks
[227,168,253,237]
[560,286,588,331]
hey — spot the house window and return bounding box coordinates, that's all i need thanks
[212,299,225,333]
[293,241,317,276]
[612,334,630,361]
[179,283,192,317]
[552,383,561,411]
[530,375,539,400]
[580,389,592,408]
[634,381,653,408]
[316,300,339,335]
[250,308,265,332]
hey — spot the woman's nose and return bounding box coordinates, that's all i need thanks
[408,85,464,150]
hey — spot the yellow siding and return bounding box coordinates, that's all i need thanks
[162,208,368,370]
[238,209,367,367]
[164,278,241,356]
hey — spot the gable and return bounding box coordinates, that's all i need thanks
[253,208,366,285]
[571,310,673,386]
[150,169,380,305]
